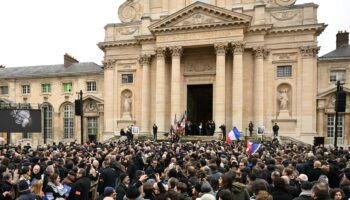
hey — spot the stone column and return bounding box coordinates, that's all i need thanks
[253,47,269,127]
[232,42,244,131]
[170,46,183,125]
[103,60,116,135]
[155,48,167,132]
[139,54,152,133]
[300,46,319,134]
[214,43,227,130]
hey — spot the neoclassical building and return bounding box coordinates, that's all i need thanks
[3,0,345,145]
[98,0,326,143]
[317,31,350,145]
[0,54,104,146]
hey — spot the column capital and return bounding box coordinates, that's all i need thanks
[138,54,152,65]
[102,59,117,70]
[156,47,167,58]
[300,46,320,58]
[253,46,270,59]
[170,46,183,57]
[232,41,245,55]
[214,43,228,55]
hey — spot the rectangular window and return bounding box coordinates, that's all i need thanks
[63,83,72,93]
[87,81,97,92]
[87,117,98,135]
[327,114,343,138]
[42,84,51,93]
[22,85,30,94]
[0,86,8,95]
[277,66,292,77]
[330,70,346,83]
[122,74,133,84]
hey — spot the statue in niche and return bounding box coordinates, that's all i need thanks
[278,89,289,110]
[122,91,132,119]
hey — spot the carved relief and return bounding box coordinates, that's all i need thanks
[275,0,297,6]
[232,42,245,55]
[253,47,270,59]
[170,46,183,57]
[271,11,299,21]
[185,76,215,83]
[103,59,117,70]
[138,55,152,66]
[118,0,143,23]
[327,95,337,108]
[119,27,139,35]
[184,56,216,73]
[265,0,296,7]
[156,48,166,58]
[174,14,224,27]
[300,46,320,58]
[214,43,228,56]
[121,89,133,120]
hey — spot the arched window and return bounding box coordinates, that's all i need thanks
[42,103,53,139]
[63,104,74,138]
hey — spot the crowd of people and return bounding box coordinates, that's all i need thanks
[0,137,349,200]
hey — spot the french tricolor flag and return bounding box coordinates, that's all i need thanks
[246,140,261,154]
[226,127,240,143]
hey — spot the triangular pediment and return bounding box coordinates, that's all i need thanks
[149,2,251,33]
[318,86,350,98]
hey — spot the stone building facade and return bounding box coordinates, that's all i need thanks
[1,0,340,145]
[0,54,104,146]
[318,31,350,145]
[98,0,326,143]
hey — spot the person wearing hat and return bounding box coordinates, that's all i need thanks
[18,180,37,200]
[97,186,116,200]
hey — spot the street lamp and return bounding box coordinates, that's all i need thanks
[75,90,84,144]
[334,81,346,147]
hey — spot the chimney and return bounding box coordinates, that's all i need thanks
[64,53,79,67]
[336,31,349,49]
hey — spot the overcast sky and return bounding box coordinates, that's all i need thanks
[0,0,349,67]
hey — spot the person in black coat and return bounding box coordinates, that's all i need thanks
[153,124,158,141]
[307,161,323,182]
[293,181,313,200]
[0,172,15,200]
[272,177,293,200]
[18,180,37,200]
[116,173,147,200]
[70,169,91,200]
[97,160,117,195]
[219,124,226,141]
[273,123,279,137]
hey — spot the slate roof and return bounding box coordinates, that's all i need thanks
[0,62,103,79]
[319,44,350,60]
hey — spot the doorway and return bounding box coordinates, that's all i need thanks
[187,84,213,134]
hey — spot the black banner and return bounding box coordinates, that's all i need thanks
[0,109,42,132]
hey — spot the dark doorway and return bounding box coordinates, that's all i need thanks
[187,84,213,134]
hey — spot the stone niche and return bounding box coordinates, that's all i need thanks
[277,83,291,119]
